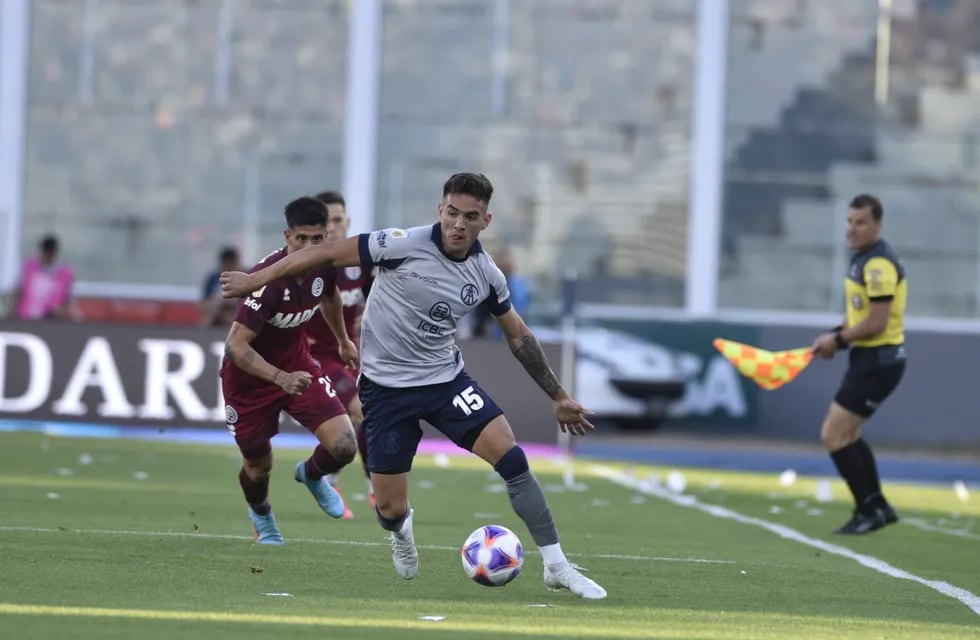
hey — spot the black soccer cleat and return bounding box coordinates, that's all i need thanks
[881,504,899,525]
[834,509,887,535]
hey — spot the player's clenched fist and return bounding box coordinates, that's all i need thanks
[276,370,312,396]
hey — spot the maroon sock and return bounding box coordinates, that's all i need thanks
[239,467,270,515]
[355,422,370,479]
[304,445,343,481]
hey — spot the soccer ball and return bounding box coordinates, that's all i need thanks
[460,524,524,587]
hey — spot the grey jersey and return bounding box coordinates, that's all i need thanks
[356,224,512,386]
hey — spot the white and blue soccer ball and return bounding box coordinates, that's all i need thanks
[461,524,524,587]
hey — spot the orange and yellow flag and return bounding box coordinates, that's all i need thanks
[712,338,812,390]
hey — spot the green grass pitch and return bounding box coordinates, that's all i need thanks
[0,432,977,639]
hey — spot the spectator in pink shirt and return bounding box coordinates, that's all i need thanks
[10,234,75,320]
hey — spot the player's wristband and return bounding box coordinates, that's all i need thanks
[833,330,849,350]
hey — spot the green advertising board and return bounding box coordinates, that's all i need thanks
[591,318,761,426]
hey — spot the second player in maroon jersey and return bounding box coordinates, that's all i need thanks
[306,190,374,515]
[220,196,360,543]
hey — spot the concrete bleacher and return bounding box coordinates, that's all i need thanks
[19,0,980,317]
[726,0,878,151]
[721,0,980,317]
[21,0,349,286]
[18,0,707,299]
[723,123,980,316]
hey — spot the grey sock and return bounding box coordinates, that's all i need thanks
[505,471,559,546]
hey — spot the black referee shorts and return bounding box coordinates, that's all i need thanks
[834,362,906,418]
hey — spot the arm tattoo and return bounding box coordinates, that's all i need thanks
[511,333,564,400]
[224,342,257,371]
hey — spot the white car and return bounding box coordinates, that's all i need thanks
[534,325,686,428]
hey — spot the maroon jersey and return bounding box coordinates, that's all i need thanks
[307,264,369,363]
[220,247,339,391]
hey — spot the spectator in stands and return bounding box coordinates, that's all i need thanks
[473,248,531,339]
[201,246,243,327]
[9,234,76,321]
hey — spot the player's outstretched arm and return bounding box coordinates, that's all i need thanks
[224,321,311,395]
[494,308,595,435]
[220,237,362,298]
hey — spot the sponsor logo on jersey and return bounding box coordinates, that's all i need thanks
[269,306,318,329]
[389,228,407,239]
[851,294,863,310]
[460,283,479,305]
[283,287,291,301]
[251,286,267,298]
[244,297,262,311]
[411,271,438,287]
[312,277,324,297]
[376,230,388,247]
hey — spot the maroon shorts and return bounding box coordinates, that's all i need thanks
[222,375,347,460]
[311,353,360,409]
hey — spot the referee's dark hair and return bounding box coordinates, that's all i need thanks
[849,194,883,221]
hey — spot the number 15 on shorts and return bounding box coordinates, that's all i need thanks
[452,385,485,416]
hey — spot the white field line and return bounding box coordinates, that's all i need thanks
[591,465,980,616]
[0,525,733,565]
[902,517,980,541]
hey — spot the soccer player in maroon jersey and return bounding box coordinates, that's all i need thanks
[221,196,360,544]
[304,190,374,517]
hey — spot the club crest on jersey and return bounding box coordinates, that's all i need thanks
[344,266,362,281]
[312,277,324,297]
[225,405,239,425]
[460,283,479,306]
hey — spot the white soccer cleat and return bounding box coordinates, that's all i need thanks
[389,508,419,579]
[544,562,607,600]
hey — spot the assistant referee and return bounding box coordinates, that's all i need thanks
[811,194,907,535]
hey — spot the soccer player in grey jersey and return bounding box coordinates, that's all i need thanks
[222,173,606,599]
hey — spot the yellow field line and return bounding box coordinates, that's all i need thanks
[1,602,975,640]
[0,603,636,638]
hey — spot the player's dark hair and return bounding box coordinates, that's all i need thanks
[39,234,58,253]
[849,194,883,221]
[284,196,327,228]
[314,190,346,208]
[218,246,239,263]
[443,172,493,204]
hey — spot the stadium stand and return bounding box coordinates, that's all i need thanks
[16,0,980,317]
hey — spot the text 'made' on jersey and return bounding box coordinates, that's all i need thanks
[221,247,339,390]
[356,224,511,387]
[845,239,907,348]
[306,264,369,363]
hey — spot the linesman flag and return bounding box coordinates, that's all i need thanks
[712,338,813,390]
